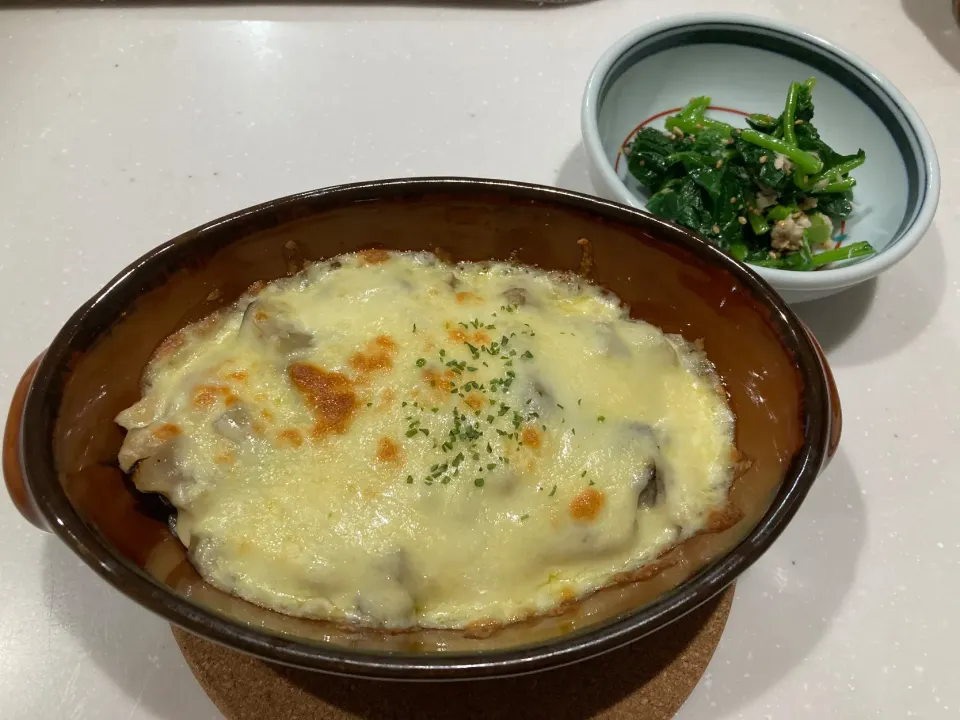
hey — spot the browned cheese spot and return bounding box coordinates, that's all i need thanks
[288,361,358,437]
[192,388,218,409]
[245,280,268,296]
[378,388,396,409]
[423,368,455,393]
[701,502,744,535]
[463,392,485,411]
[152,423,182,441]
[376,437,403,465]
[446,324,490,347]
[192,384,231,409]
[463,618,503,639]
[277,429,305,448]
[455,291,482,304]
[358,248,391,265]
[568,487,605,522]
[350,335,398,374]
[521,425,541,449]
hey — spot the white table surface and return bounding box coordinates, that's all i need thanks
[0,1,957,717]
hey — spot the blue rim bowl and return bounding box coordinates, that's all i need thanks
[581,13,940,304]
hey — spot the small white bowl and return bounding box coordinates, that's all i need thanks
[581,14,940,304]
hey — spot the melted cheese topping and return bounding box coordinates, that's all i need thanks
[116,251,736,630]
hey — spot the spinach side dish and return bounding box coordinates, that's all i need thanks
[624,78,874,271]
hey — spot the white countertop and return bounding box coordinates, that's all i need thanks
[0,1,957,717]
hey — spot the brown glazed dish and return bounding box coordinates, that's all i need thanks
[3,178,840,680]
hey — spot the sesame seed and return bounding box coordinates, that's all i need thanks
[715,160,723,168]
[729,197,737,204]
[737,216,747,225]
[759,155,767,164]
[712,224,720,234]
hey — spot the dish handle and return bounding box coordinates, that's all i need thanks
[802,325,841,467]
[3,353,49,531]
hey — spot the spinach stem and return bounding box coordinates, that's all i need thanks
[664,96,733,138]
[811,241,875,267]
[796,153,866,191]
[782,82,800,147]
[740,129,823,175]
[664,115,732,138]
[822,153,865,178]
[818,178,857,193]
[751,237,874,270]
[683,96,711,117]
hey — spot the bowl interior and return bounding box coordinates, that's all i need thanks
[594,24,922,268]
[30,182,824,676]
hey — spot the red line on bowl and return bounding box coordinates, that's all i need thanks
[614,106,750,174]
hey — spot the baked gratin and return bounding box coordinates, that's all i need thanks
[116,249,740,631]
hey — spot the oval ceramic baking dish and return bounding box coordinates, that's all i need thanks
[3,178,839,680]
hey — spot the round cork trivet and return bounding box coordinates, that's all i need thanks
[173,585,733,720]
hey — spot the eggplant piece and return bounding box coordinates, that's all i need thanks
[352,550,417,626]
[118,426,169,472]
[444,272,461,290]
[134,442,183,494]
[637,464,667,509]
[503,286,530,307]
[627,421,659,446]
[531,377,554,405]
[624,422,667,508]
[213,405,256,445]
[240,299,313,354]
